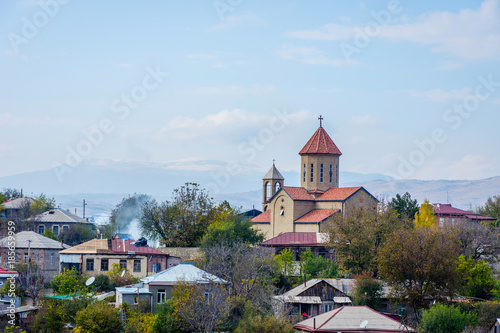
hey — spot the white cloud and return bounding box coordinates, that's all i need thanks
[207,14,266,32]
[189,84,277,95]
[441,155,497,179]
[404,88,472,101]
[286,0,500,60]
[275,44,359,66]
[349,115,385,127]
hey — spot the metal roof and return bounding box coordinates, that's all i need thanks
[31,208,92,224]
[1,197,34,209]
[260,232,328,247]
[60,237,168,256]
[141,264,225,284]
[0,231,68,249]
[263,164,285,180]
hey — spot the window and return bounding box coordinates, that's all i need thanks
[152,263,161,272]
[134,297,138,304]
[439,218,444,228]
[303,164,306,182]
[265,181,271,201]
[323,304,333,313]
[329,164,333,183]
[51,253,54,265]
[310,164,314,182]
[23,252,29,264]
[451,218,456,226]
[120,259,127,270]
[62,225,69,232]
[280,207,284,216]
[38,225,45,234]
[157,289,166,303]
[133,259,141,272]
[275,181,281,192]
[86,259,94,271]
[320,164,324,182]
[53,225,59,235]
[336,164,339,185]
[101,259,109,271]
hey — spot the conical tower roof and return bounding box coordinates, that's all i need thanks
[299,127,342,155]
[263,163,284,180]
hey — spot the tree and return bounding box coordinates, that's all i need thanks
[107,263,138,287]
[274,249,295,277]
[419,303,475,333]
[299,249,338,279]
[201,207,264,248]
[234,301,294,333]
[378,227,459,313]
[51,268,87,295]
[350,272,383,310]
[141,183,215,247]
[74,302,122,333]
[476,195,500,224]
[43,228,60,241]
[451,220,500,262]
[326,205,410,276]
[29,299,68,333]
[389,192,419,220]
[110,193,151,236]
[152,302,185,333]
[30,193,56,216]
[60,224,95,246]
[1,188,22,201]
[414,199,436,228]
[456,255,497,300]
[15,262,45,305]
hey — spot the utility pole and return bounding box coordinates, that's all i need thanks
[83,199,87,219]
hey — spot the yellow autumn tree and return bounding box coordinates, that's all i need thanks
[414,199,436,228]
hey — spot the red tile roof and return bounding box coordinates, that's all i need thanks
[282,186,314,201]
[111,238,167,255]
[295,209,339,223]
[261,232,325,247]
[251,210,271,223]
[433,204,497,220]
[315,187,362,201]
[299,127,342,155]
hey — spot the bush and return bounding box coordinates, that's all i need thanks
[51,268,87,295]
[29,299,67,333]
[152,302,185,333]
[93,274,115,293]
[419,303,476,333]
[300,249,338,279]
[234,301,294,333]
[74,302,122,333]
[351,272,383,311]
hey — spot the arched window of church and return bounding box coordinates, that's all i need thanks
[320,164,324,182]
[275,182,281,192]
[265,181,271,201]
[280,206,284,216]
[303,164,306,182]
[329,164,333,183]
[310,164,314,182]
[264,206,268,211]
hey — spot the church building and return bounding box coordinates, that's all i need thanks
[252,117,378,240]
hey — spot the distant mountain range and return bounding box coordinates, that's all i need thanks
[0,159,497,216]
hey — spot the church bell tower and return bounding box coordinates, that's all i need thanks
[262,161,284,208]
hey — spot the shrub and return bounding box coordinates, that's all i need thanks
[74,302,122,333]
[419,303,476,333]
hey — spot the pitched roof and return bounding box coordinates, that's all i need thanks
[260,232,329,247]
[294,305,415,332]
[277,279,355,300]
[315,187,362,201]
[251,210,271,223]
[295,209,339,223]
[60,237,168,256]
[299,127,342,155]
[0,231,68,249]
[1,197,34,209]
[0,267,19,277]
[282,186,314,201]
[433,203,497,220]
[31,208,92,224]
[263,164,284,180]
[141,264,225,285]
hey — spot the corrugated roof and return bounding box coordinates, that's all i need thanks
[295,209,338,223]
[261,232,328,247]
[2,197,34,209]
[60,237,168,256]
[294,306,415,332]
[282,186,314,201]
[263,164,284,180]
[251,210,271,223]
[31,208,92,224]
[299,127,342,155]
[0,231,68,249]
[141,264,225,284]
[278,279,355,299]
[433,203,497,220]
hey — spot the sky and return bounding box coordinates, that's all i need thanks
[0,0,499,182]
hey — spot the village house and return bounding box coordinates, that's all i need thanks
[260,232,333,261]
[115,263,225,309]
[252,119,378,240]
[59,236,177,278]
[0,197,34,220]
[433,203,498,227]
[0,231,69,280]
[29,208,95,236]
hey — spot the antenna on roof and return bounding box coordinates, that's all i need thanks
[360,320,368,328]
